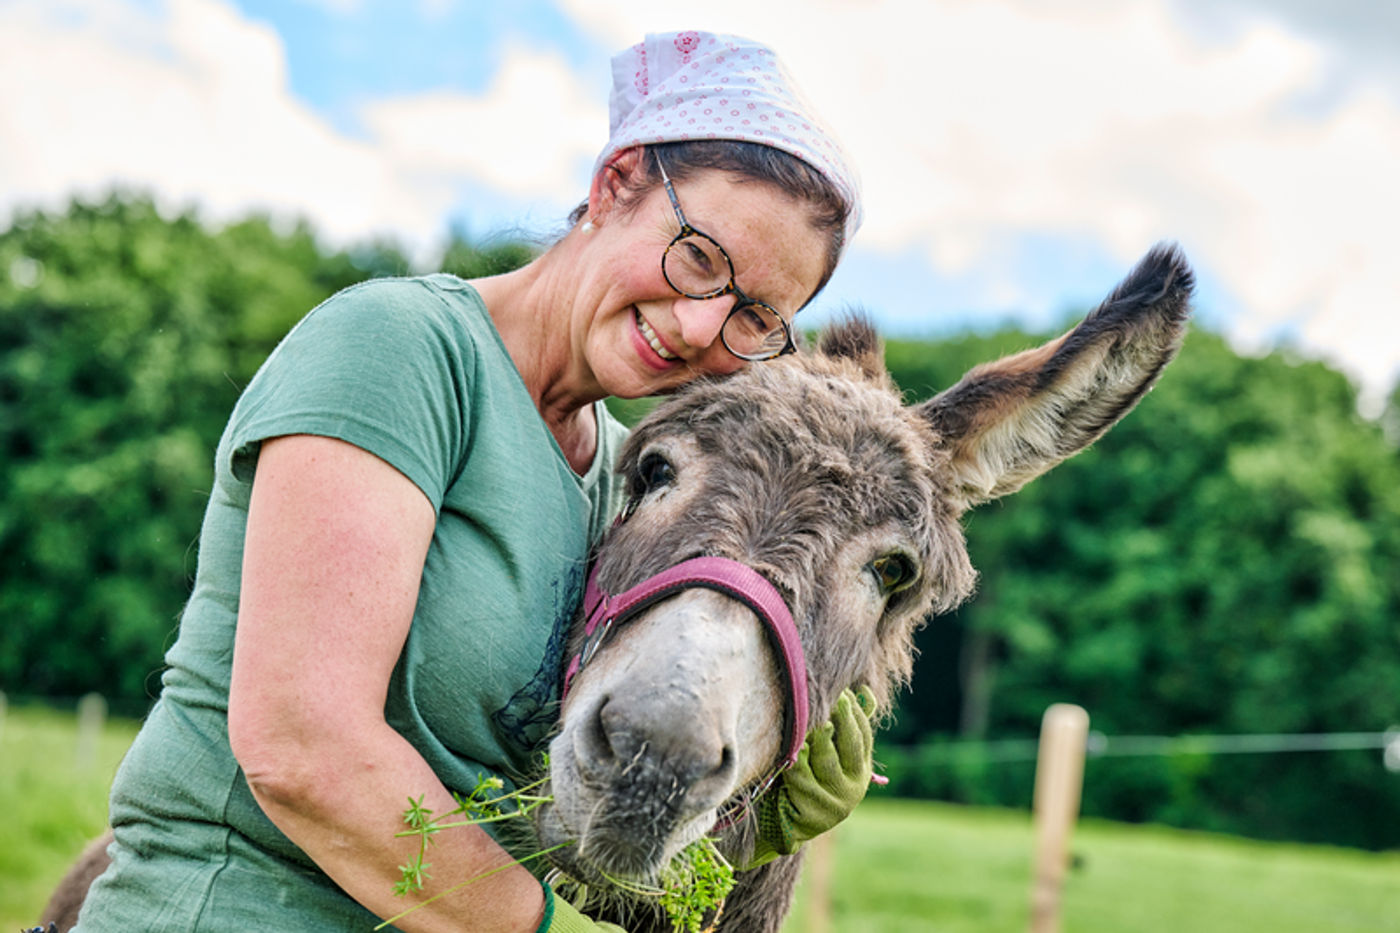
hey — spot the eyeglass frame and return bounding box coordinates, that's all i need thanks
[653,153,798,362]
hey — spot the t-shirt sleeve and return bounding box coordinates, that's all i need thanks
[226,279,473,511]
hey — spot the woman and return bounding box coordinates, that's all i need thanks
[73,31,871,932]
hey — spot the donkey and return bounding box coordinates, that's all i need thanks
[525,243,1193,930]
[40,244,1192,932]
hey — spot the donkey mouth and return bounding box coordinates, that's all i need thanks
[534,784,688,879]
[535,760,706,885]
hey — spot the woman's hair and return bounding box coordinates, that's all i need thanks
[570,140,853,305]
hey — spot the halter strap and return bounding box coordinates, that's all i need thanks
[562,556,810,771]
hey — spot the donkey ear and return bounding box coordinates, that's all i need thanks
[816,312,886,382]
[916,243,1193,511]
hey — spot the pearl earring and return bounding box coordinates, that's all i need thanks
[580,219,595,234]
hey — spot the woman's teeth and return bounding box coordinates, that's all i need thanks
[636,309,678,361]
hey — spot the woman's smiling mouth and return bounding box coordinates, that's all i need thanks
[635,308,679,361]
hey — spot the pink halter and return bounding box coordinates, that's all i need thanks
[562,556,811,773]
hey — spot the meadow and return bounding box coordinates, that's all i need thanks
[5,705,1398,931]
[1,702,139,929]
[783,799,1400,932]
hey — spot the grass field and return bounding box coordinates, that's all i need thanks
[783,800,1400,932]
[1,702,140,930]
[5,704,1399,931]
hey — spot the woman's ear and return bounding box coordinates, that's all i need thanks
[586,146,647,227]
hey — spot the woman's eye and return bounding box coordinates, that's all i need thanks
[632,452,676,497]
[868,554,916,596]
[741,307,772,332]
[683,241,715,276]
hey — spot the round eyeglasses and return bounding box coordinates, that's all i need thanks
[655,154,797,362]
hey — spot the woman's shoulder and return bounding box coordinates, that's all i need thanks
[315,273,488,326]
[282,273,504,365]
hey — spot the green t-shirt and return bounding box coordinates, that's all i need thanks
[76,274,629,931]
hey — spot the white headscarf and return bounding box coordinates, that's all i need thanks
[595,30,863,242]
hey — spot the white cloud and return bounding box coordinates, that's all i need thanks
[558,0,1400,408]
[0,0,444,254]
[356,44,605,203]
[0,0,610,260]
[1,0,1396,407]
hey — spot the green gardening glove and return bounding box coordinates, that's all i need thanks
[744,685,878,869]
[539,880,629,932]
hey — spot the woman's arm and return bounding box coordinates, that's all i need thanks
[228,434,545,933]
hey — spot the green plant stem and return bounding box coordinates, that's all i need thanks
[374,843,573,931]
[394,804,548,837]
[597,871,666,898]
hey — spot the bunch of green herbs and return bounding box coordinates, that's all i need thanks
[384,770,734,932]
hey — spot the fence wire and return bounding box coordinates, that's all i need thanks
[897,728,1400,771]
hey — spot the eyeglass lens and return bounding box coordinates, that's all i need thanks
[664,233,787,358]
[663,232,730,298]
[723,302,789,359]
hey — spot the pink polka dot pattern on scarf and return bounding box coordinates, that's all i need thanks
[597,31,862,241]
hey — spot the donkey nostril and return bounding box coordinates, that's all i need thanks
[594,695,651,767]
[716,744,735,779]
[583,695,618,764]
[683,740,738,811]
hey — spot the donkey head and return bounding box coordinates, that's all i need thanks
[536,244,1193,899]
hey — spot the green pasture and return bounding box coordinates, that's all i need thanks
[783,799,1400,932]
[5,705,1397,932]
[1,703,139,929]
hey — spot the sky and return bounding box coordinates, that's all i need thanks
[2,0,1396,413]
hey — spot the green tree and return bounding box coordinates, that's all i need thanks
[0,195,386,705]
[6,194,1398,848]
[884,326,1400,848]
[0,194,529,709]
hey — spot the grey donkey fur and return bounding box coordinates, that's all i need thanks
[535,243,1192,932]
[41,244,1192,931]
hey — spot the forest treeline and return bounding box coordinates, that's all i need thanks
[3,194,1398,849]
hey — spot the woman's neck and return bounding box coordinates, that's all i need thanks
[471,255,602,474]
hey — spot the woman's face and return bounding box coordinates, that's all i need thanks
[576,167,830,399]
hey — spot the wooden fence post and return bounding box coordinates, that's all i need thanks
[1029,703,1089,933]
[803,830,835,933]
[76,692,107,770]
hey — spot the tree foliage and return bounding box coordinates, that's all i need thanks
[881,324,1400,849]
[0,195,511,708]
[3,193,1397,847]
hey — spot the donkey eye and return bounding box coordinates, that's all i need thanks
[868,554,917,596]
[632,452,676,498]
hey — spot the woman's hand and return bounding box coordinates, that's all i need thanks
[541,886,629,932]
[743,686,877,868]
